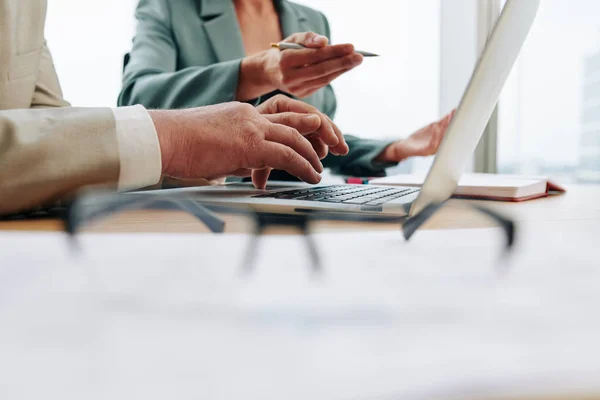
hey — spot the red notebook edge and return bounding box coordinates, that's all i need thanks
[452,192,548,202]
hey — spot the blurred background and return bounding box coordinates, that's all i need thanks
[46,0,600,182]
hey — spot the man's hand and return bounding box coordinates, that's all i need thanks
[252,95,349,188]
[150,102,326,186]
[375,110,456,163]
[238,32,363,100]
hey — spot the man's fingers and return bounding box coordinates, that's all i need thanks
[231,168,253,177]
[281,44,355,68]
[258,142,322,184]
[261,95,342,149]
[264,114,329,160]
[263,112,321,134]
[287,53,363,82]
[284,32,329,48]
[307,134,329,160]
[264,123,324,173]
[252,138,327,189]
[252,168,272,189]
[324,114,349,156]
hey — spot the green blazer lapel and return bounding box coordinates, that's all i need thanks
[199,0,245,61]
[278,0,309,38]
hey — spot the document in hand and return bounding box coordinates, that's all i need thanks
[371,173,566,201]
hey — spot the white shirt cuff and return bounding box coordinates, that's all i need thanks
[111,105,162,191]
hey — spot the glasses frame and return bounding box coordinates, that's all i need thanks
[58,191,516,272]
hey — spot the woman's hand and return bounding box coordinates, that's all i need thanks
[375,110,456,163]
[237,32,363,101]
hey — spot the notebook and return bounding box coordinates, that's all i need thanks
[370,173,566,202]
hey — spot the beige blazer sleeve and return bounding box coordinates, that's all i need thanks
[0,3,135,215]
[0,107,120,215]
[31,42,70,109]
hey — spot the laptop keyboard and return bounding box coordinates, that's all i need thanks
[253,185,419,206]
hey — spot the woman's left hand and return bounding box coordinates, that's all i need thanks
[375,110,456,163]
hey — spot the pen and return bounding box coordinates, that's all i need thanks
[270,42,379,57]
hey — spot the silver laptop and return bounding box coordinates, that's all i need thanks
[154,0,539,217]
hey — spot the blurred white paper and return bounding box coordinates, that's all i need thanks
[1,222,600,400]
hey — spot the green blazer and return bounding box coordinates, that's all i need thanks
[118,0,394,177]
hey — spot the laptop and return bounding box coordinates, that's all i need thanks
[152,0,540,217]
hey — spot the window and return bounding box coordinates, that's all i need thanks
[45,0,138,107]
[295,0,442,172]
[497,0,600,183]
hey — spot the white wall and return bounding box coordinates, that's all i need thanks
[45,0,138,107]
[295,0,441,143]
[439,0,478,116]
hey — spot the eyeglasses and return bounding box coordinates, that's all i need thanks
[59,190,516,272]
[0,190,517,314]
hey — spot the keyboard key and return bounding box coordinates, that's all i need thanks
[365,193,408,205]
[363,191,389,197]
[357,196,384,202]
[342,198,371,205]
[295,194,324,200]
[331,195,357,201]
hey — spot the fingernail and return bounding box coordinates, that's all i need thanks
[312,35,327,44]
[352,54,363,63]
[305,114,320,125]
[319,160,324,172]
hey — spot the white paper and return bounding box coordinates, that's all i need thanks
[1,222,600,399]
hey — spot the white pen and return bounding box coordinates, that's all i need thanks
[270,42,379,57]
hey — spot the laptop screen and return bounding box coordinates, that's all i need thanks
[409,0,540,216]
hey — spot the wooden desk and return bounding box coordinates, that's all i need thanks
[0,185,596,234]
